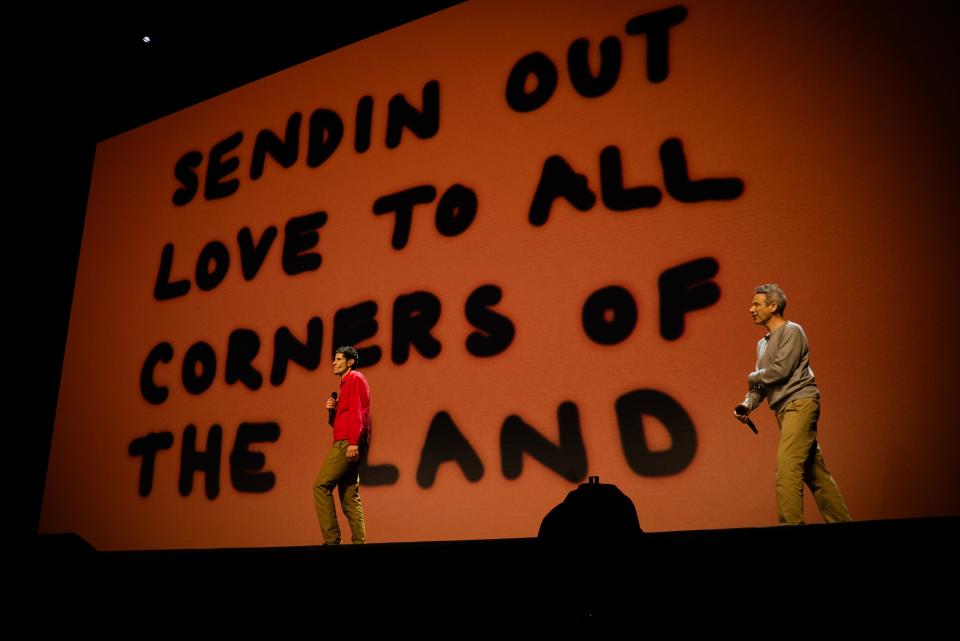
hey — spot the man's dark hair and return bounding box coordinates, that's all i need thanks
[755,283,787,316]
[335,345,360,367]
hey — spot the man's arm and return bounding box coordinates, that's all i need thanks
[735,338,766,422]
[740,384,766,413]
[341,374,368,461]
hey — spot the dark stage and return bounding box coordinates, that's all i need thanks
[30,516,958,630]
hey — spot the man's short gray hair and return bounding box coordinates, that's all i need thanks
[755,283,787,316]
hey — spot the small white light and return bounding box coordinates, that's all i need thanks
[142,36,151,44]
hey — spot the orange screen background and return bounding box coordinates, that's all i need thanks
[41,0,959,550]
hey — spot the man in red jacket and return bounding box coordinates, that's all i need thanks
[314,346,371,544]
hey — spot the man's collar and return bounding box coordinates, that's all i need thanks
[764,320,789,340]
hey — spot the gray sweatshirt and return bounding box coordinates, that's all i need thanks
[742,321,820,413]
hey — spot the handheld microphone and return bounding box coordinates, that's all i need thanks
[328,392,338,426]
[734,404,759,435]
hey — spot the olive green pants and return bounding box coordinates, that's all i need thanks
[775,398,852,525]
[313,440,366,544]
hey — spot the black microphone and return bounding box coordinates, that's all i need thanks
[328,391,338,426]
[734,404,758,434]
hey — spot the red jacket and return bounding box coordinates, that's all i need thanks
[333,369,371,445]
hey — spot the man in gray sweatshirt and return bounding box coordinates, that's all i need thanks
[734,284,852,525]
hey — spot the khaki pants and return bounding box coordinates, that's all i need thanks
[775,397,852,525]
[313,440,366,544]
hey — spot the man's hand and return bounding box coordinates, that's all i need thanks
[346,445,360,461]
[326,397,337,410]
[733,403,751,423]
